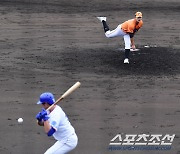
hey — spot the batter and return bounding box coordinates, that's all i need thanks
[36,92,78,154]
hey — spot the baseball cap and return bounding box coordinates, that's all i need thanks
[135,12,142,18]
[37,92,55,105]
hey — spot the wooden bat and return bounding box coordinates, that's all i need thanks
[37,81,81,126]
[46,81,81,111]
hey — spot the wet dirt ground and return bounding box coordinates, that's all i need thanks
[0,1,180,154]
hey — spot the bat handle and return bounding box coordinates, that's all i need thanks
[46,97,63,111]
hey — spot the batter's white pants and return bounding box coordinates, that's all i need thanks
[105,24,131,49]
[44,133,78,154]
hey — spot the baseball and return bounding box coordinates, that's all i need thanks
[18,118,23,123]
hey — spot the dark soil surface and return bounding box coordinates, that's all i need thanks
[0,1,180,154]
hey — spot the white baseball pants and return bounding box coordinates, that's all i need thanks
[44,133,78,154]
[105,24,131,49]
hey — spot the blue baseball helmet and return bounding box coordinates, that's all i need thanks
[37,92,55,105]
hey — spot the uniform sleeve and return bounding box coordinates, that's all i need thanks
[50,112,62,131]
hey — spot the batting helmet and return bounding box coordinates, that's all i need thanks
[135,12,142,18]
[37,92,55,105]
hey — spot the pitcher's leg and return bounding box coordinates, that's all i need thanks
[105,25,126,38]
[123,34,131,63]
[123,34,131,50]
[125,49,130,59]
[102,20,110,32]
[97,17,125,38]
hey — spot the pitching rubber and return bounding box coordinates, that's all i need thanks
[130,48,140,52]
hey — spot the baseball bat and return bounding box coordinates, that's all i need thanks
[46,81,81,111]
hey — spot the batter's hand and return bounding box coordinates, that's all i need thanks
[36,112,43,122]
[40,109,49,121]
[36,108,49,121]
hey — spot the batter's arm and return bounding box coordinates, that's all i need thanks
[43,121,51,133]
[44,121,56,136]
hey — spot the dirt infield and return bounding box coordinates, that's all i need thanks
[0,1,180,154]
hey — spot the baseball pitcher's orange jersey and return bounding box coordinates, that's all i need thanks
[121,18,143,33]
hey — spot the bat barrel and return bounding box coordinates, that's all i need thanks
[46,82,81,111]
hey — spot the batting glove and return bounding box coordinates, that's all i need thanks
[36,108,49,121]
[36,112,43,122]
[40,108,49,121]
